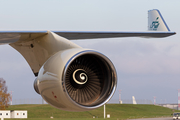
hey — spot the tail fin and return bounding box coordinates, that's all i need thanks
[148,9,170,31]
[132,96,137,104]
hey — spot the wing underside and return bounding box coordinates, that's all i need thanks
[54,31,175,39]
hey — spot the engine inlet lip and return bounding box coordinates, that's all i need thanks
[62,50,117,109]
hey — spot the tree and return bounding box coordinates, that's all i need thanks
[0,78,10,110]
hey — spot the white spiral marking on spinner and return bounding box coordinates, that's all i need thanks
[73,69,88,85]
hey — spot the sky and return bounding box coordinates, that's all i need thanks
[0,0,179,104]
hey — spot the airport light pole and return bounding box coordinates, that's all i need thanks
[10,91,14,105]
[178,89,180,110]
[119,89,122,104]
[104,104,106,119]
[153,96,156,105]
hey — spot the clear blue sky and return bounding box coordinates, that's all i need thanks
[0,0,179,104]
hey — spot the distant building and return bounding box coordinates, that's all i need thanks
[0,111,10,118]
[11,110,27,118]
[0,110,27,119]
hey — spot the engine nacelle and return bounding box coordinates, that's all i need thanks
[35,48,117,111]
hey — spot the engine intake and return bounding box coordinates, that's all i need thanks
[64,54,115,106]
[36,48,117,111]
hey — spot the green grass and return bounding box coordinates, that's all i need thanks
[5,104,178,120]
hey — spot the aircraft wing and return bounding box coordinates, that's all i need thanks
[54,31,175,39]
[0,31,176,44]
[0,9,176,44]
[0,31,47,44]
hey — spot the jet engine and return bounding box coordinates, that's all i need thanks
[34,48,117,111]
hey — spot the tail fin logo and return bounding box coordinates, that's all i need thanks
[150,17,160,31]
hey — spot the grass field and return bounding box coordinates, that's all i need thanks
[6,104,178,120]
